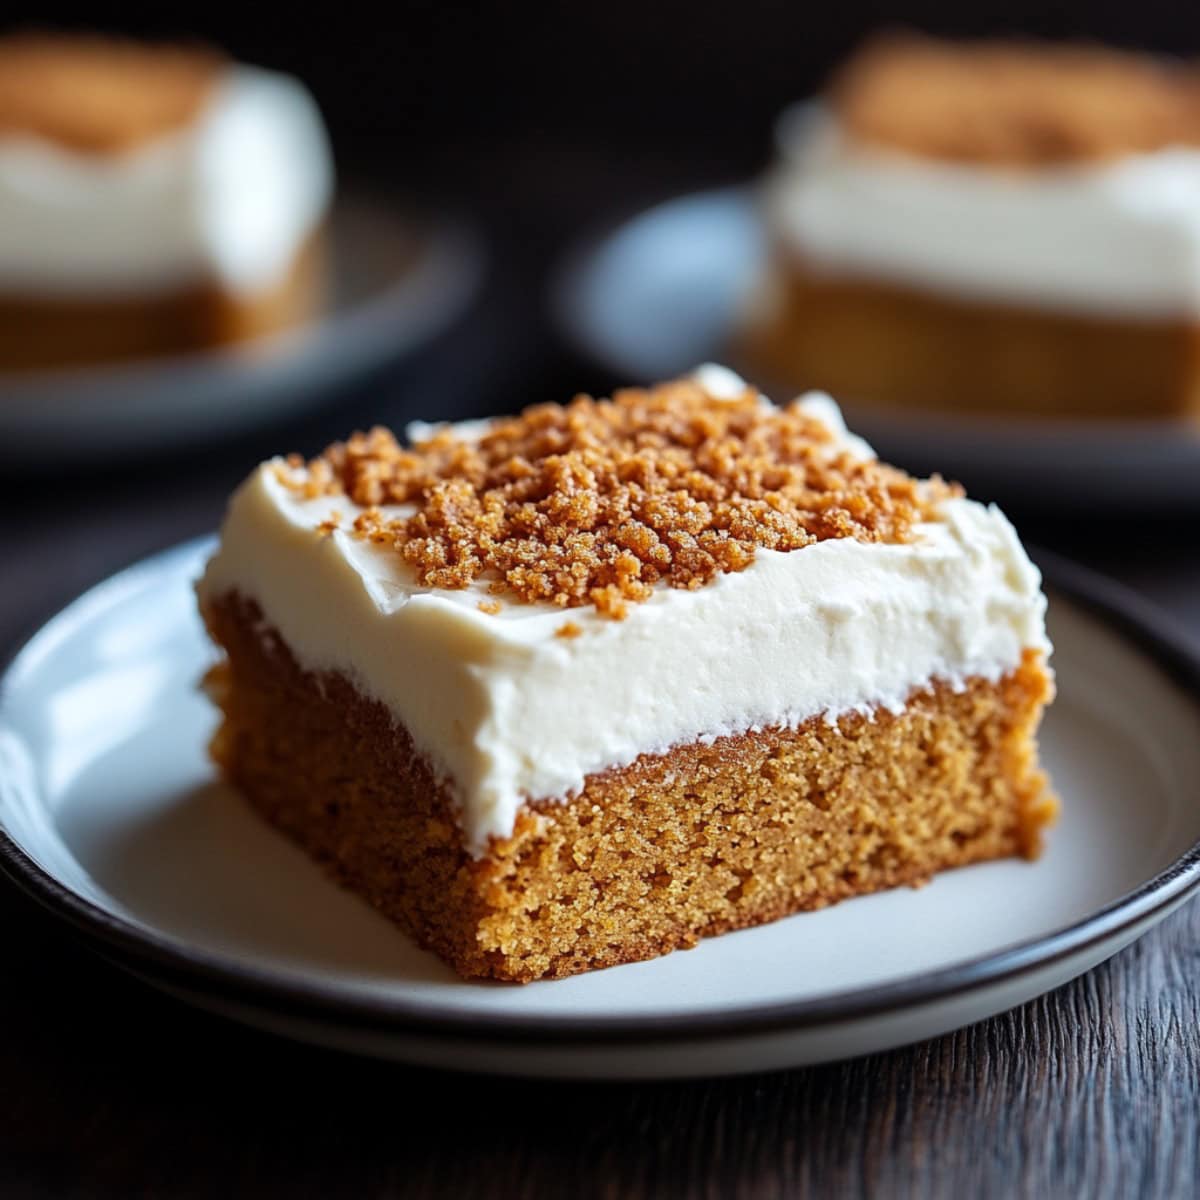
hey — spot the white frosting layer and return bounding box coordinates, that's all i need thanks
[199,378,1050,854]
[769,105,1200,318]
[0,65,333,296]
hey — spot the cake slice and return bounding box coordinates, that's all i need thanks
[742,34,1200,420]
[0,32,332,369]
[197,367,1055,982]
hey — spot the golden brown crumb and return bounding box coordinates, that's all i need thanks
[284,376,956,617]
[315,510,342,537]
[477,600,502,615]
[555,621,582,638]
[0,32,223,154]
[832,32,1200,165]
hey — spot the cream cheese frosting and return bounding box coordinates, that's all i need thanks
[199,371,1051,854]
[0,64,332,297]
[768,104,1200,319]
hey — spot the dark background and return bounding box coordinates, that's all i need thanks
[4,7,1200,1198]
[15,4,1200,437]
[32,4,1200,159]
[28,5,1200,181]
[15,4,1200,426]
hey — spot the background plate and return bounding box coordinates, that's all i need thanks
[2,539,1200,1078]
[0,194,484,464]
[553,187,1200,510]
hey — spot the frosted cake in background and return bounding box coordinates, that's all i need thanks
[741,34,1200,421]
[0,33,333,369]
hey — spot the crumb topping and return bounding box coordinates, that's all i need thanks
[0,33,223,154]
[832,33,1200,166]
[282,377,955,618]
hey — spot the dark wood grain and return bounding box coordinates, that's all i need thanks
[2,143,1199,1200]
[2,883,1197,1200]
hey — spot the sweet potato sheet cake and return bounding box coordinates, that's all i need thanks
[198,366,1055,981]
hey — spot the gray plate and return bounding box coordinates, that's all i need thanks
[0,194,484,463]
[2,539,1199,1078]
[553,187,1200,510]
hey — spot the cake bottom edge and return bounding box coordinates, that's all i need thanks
[0,229,326,371]
[739,252,1200,421]
[202,592,1057,983]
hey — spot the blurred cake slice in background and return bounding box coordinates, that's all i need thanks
[740,34,1200,421]
[0,32,333,369]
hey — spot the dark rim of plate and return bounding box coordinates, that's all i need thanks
[1,537,1199,1048]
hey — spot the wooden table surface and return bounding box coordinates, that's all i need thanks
[3,154,1200,1199]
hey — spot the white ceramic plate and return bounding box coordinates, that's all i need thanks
[553,187,1200,510]
[2,539,1199,1080]
[0,194,484,465]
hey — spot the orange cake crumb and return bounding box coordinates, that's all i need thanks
[280,378,957,617]
[0,32,223,154]
[833,33,1200,165]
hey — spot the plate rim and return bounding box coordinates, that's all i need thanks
[2,538,1199,1047]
